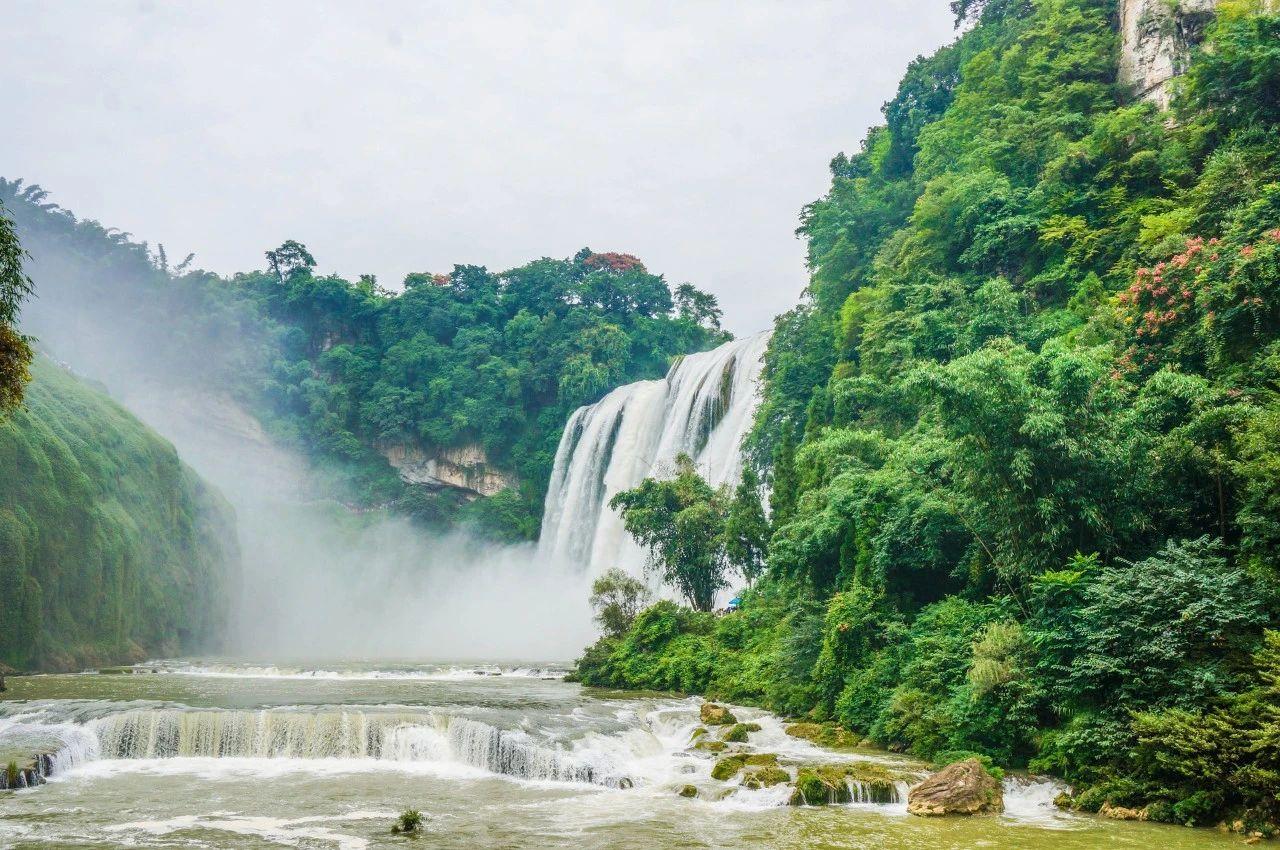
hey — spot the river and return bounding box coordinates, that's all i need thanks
[0,660,1246,849]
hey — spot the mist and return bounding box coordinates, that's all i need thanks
[13,207,600,663]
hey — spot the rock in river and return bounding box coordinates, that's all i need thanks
[907,758,1003,817]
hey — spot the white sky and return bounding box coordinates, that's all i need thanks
[4,1,954,335]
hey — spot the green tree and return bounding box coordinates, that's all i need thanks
[0,201,32,413]
[724,466,769,585]
[769,426,799,528]
[609,454,731,611]
[265,239,317,283]
[589,568,652,637]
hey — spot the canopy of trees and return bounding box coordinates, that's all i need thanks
[578,1,1280,835]
[1,178,726,539]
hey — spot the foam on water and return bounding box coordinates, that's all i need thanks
[114,661,569,681]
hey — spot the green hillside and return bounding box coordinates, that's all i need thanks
[0,356,238,671]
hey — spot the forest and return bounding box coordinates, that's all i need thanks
[0,180,726,540]
[576,0,1280,833]
[0,357,237,671]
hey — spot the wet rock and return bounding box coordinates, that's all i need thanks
[689,727,708,741]
[792,766,853,806]
[907,758,1003,817]
[784,722,862,751]
[678,784,698,798]
[1099,803,1147,821]
[711,752,778,781]
[700,703,737,726]
[722,722,760,743]
[740,766,790,790]
[693,739,727,754]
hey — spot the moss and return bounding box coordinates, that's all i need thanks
[785,723,862,751]
[693,739,727,753]
[699,703,737,726]
[711,752,778,781]
[722,722,760,743]
[741,767,791,790]
[689,727,708,741]
[678,784,698,798]
[793,768,853,806]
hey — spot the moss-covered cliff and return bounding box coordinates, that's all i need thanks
[0,357,238,671]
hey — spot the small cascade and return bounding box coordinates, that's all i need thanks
[539,332,771,574]
[31,708,625,788]
[845,778,907,806]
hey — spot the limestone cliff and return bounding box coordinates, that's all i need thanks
[379,443,518,499]
[1120,0,1277,109]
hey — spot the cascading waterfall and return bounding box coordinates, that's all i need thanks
[58,708,627,787]
[539,331,771,574]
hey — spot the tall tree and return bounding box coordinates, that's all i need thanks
[610,454,731,611]
[0,201,33,413]
[724,466,770,585]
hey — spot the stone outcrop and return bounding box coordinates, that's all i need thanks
[1119,0,1278,109]
[699,703,737,726]
[1119,0,1218,108]
[907,758,1004,817]
[379,443,517,499]
[0,754,54,790]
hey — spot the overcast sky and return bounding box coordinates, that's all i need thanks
[5,1,954,335]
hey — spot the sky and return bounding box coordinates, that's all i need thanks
[4,1,955,336]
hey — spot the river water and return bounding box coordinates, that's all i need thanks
[0,661,1243,849]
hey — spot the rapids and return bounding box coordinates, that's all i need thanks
[0,662,1246,849]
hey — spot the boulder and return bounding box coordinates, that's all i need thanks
[741,766,790,790]
[907,759,1003,817]
[722,722,760,743]
[678,784,698,798]
[1100,803,1148,821]
[700,702,737,726]
[711,752,778,781]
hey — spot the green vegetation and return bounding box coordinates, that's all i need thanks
[578,0,1280,834]
[0,357,237,670]
[0,198,33,413]
[391,809,423,834]
[588,568,652,638]
[1,178,726,539]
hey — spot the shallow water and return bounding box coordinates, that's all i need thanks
[0,661,1245,849]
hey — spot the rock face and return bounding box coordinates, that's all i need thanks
[380,443,518,499]
[1119,0,1279,109]
[907,759,1004,817]
[1119,0,1219,109]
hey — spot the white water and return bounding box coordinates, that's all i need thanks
[539,332,771,576]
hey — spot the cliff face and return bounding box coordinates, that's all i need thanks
[1119,0,1278,108]
[1119,0,1219,109]
[380,443,518,499]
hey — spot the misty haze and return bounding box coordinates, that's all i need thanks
[3,1,1280,848]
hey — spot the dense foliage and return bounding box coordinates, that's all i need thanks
[0,200,33,413]
[1,179,725,539]
[578,0,1280,833]
[0,357,238,671]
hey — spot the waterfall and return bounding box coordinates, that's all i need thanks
[538,332,770,574]
[37,708,628,787]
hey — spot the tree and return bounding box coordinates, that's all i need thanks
[589,568,651,637]
[724,466,769,585]
[0,201,33,414]
[609,454,731,611]
[265,239,316,283]
[769,426,799,527]
[674,283,723,330]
